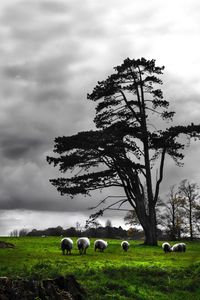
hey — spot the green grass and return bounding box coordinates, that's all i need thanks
[0,237,200,299]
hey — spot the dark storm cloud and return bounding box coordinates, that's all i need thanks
[0,160,102,212]
[1,0,105,51]
[0,135,44,160]
[34,0,69,14]
[3,56,67,85]
[0,0,200,235]
[0,192,88,212]
[0,0,97,165]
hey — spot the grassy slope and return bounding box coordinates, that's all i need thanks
[0,237,200,299]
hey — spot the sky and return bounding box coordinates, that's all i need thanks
[0,0,200,235]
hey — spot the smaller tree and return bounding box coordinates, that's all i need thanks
[64,227,77,237]
[160,186,186,240]
[105,219,115,238]
[10,229,18,237]
[124,210,140,227]
[76,222,81,231]
[19,228,29,237]
[105,219,112,227]
[85,219,101,229]
[194,205,200,235]
[178,179,200,241]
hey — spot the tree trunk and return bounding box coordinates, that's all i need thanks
[177,227,181,240]
[137,208,158,246]
[133,190,158,246]
[189,200,193,241]
[172,203,176,239]
[144,226,157,245]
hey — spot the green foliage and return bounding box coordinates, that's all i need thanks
[0,237,200,299]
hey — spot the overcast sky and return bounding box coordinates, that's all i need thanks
[0,0,200,235]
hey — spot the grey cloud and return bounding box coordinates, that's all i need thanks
[2,0,69,24]
[2,56,69,103]
[1,0,105,48]
[33,87,68,103]
[10,22,70,46]
[1,1,70,59]
[35,0,69,14]
[0,136,44,160]
[0,162,103,212]
[2,62,69,106]
[33,56,68,86]
[3,64,31,81]
[0,211,23,236]
[162,73,200,125]
[0,195,92,212]
[0,0,199,235]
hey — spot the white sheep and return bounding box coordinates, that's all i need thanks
[162,242,172,253]
[60,237,73,255]
[172,243,186,252]
[77,237,90,254]
[94,239,108,252]
[121,241,130,252]
[179,242,186,252]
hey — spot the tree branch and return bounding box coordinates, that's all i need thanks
[88,195,126,210]
[154,147,166,204]
[119,90,141,124]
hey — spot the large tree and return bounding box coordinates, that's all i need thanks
[47,58,200,245]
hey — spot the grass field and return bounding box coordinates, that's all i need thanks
[0,237,200,299]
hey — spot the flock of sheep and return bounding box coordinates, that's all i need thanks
[61,237,186,255]
[61,237,129,255]
[162,242,186,253]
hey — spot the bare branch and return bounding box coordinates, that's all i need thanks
[88,195,126,210]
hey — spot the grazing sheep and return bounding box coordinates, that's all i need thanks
[61,238,73,255]
[179,243,186,252]
[121,241,130,252]
[162,242,172,253]
[94,239,108,252]
[77,237,90,254]
[172,243,186,252]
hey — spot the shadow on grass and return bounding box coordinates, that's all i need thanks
[80,263,200,300]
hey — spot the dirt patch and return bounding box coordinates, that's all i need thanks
[0,241,15,248]
[0,275,86,300]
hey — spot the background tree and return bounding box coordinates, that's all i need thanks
[10,229,18,237]
[194,204,200,235]
[18,228,29,237]
[47,57,200,245]
[76,222,81,232]
[124,210,140,227]
[85,219,101,229]
[159,185,186,240]
[105,219,114,238]
[178,179,200,240]
[105,219,112,227]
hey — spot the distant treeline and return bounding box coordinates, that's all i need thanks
[26,225,130,239]
[14,225,168,240]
